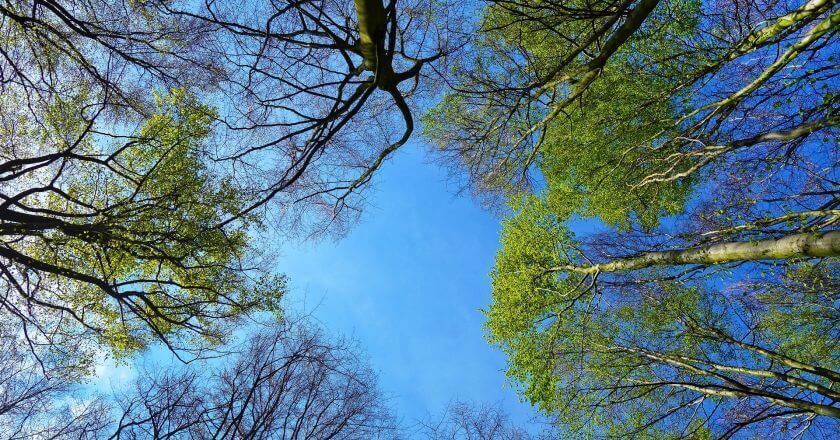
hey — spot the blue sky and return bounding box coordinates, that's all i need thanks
[88,0,542,426]
[91,141,543,434]
[276,142,540,430]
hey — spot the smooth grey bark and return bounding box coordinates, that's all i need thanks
[554,230,840,274]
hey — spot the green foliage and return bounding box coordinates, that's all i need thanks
[487,210,839,435]
[436,0,840,435]
[424,0,702,227]
[540,69,689,228]
[16,89,285,356]
[486,197,582,414]
[756,262,840,371]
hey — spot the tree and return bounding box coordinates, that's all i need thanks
[0,318,398,439]
[1,0,456,355]
[426,0,836,212]
[424,0,837,262]
[420,401,538,440]
[111,319,399,439]
[423,0,840,436]
[148,0,458,221]
[1,85,286,355]
[487,199,840,437]
[0,322,110,439]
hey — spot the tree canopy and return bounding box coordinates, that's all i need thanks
[0,318,399,439]
[1,0,838,438]
[0,0,458,356]
[424,0,839,436]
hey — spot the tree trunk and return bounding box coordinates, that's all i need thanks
[353,0,395,87]
[555,230,840,274]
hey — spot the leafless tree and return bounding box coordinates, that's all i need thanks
[0,317,400,439]
[109,319,400,439]
[419,401,540,440]
[0,324,110,440]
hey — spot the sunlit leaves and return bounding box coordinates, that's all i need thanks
[8,89,285,356]
[540,69,690,229]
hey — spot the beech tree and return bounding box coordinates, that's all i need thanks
[488,201,839,437]
[109,320,398,439]
[423,0,840,436]
[420,401,537,440]
[0,319,398,439]
[425,0,837,259]
[426,0,836,209]
[0,83,286,355]
[0,323,110,439]
[0,0,456,355]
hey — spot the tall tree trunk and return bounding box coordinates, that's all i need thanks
[353,0,395,87]
[554,231,840,274]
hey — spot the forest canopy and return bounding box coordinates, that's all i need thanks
[0,0,457,356]
[0,0,838,438]
[424,0,839,436]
